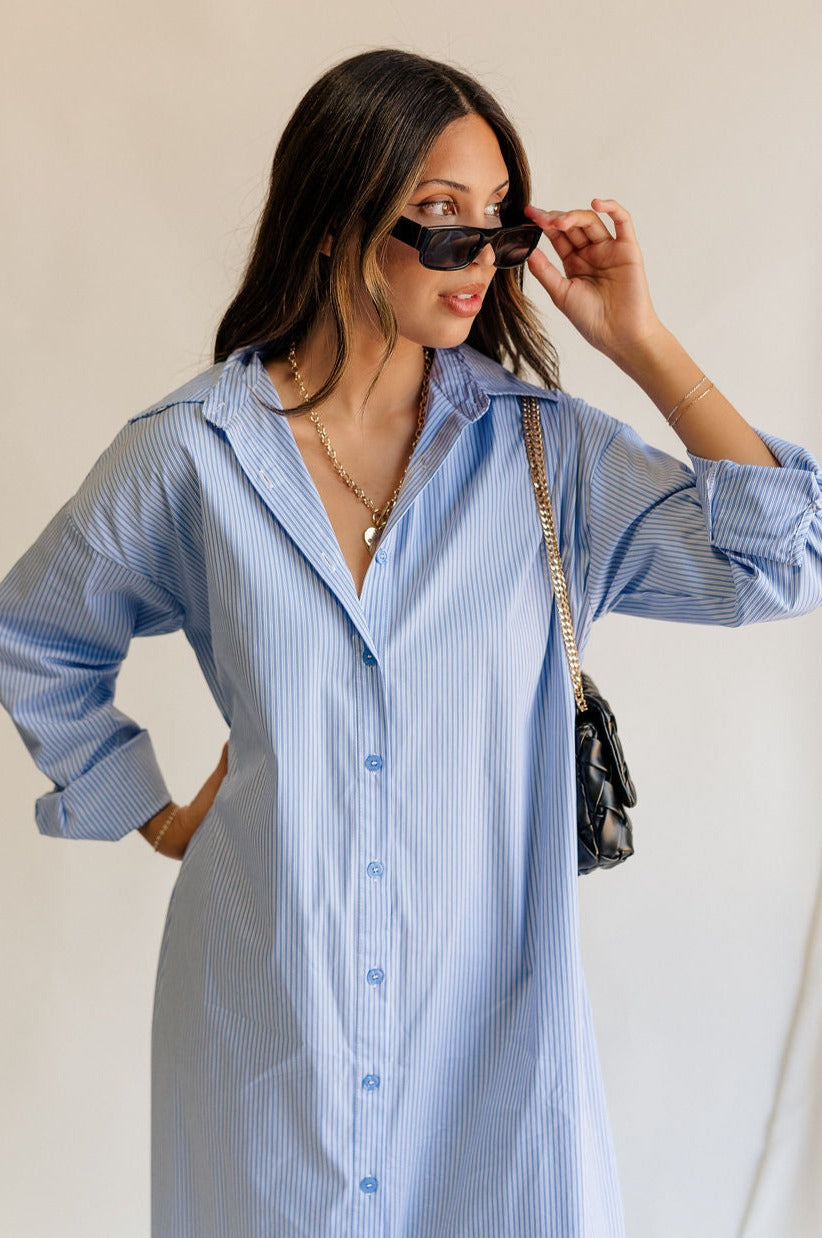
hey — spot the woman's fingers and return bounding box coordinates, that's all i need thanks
[534,218,578,262]
[590,198,637,244]
[552,211,611,248]
[525,200,630,251]
[525,247,572,307]
[525,203,610,242]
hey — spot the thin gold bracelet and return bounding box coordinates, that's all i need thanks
[665,375,710,424]
[669,382,715,431]
[152,803,180,852]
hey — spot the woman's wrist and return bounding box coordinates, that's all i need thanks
[610,323,780,467]
[138,801,179,850]
[609,322,690,400]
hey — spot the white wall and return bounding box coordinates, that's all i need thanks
[1,2,820,1234]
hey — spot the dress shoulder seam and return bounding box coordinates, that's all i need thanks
[64,508,187,622]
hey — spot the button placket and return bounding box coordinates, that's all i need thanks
[352,628,390,1224]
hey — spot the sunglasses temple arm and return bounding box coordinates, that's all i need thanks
[392,216,426,246]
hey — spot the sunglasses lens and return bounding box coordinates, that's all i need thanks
[492,226,541,267]
[422,228,482,270]
[419,223,541,270]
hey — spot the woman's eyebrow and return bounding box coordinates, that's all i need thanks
[415,178,510,193]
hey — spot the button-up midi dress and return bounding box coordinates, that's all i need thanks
[1,342,821,1236]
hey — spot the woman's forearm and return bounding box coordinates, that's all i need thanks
[613,322,781,468]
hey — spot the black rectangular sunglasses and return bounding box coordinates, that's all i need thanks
[389,213,542,271]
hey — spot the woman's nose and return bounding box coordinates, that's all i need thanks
[473,242,497,268]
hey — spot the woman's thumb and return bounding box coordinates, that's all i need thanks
[526,248,566,306]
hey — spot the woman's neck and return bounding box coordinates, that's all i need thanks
[284,312,432,429]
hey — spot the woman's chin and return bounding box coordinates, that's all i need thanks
[419,320,476,351]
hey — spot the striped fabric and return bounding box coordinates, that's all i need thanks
[1,341,821,1236]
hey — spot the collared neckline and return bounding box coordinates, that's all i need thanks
[199,340,561,431]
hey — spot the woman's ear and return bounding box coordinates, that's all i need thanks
[319,231,334,258]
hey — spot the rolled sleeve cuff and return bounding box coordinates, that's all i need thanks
[688,429,822,567]
[34,729,172,841]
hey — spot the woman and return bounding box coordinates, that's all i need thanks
[1,47,820,1237]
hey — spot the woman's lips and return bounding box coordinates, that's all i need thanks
[439,291,483,316]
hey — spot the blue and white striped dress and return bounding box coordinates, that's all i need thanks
[1,341,821,1236]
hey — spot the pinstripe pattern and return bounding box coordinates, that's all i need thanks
[1,340,821,1236]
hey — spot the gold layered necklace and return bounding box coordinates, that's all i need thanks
[287,341,433,555]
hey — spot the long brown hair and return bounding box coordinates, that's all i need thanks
[213,49,562,414]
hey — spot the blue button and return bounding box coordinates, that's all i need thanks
[374,549,387,564]
[366,860,384,879]
[364,754,383,771]
[362,649,377,666]
[366,968,384,985]
[359,1176,378,1194]
[362,1074,380,1091]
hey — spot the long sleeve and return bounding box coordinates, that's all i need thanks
[0,421,189,841]
[575,405,822,629]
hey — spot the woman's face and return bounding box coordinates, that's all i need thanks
[379,112,512,350]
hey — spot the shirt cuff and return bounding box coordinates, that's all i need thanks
[687,430,822,567]
[34,728,173,841]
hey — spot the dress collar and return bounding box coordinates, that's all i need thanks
[199,340,561,431]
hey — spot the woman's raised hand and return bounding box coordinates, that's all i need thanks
[523,199,663,366]
[138,741,229,860]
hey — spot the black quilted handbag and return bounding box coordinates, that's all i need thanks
[521,397,637,875]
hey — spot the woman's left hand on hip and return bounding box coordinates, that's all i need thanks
[523,199,663,364]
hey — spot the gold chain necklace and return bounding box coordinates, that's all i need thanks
[287,341,433,555]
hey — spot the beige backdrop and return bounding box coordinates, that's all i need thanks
[2,2,821,1234]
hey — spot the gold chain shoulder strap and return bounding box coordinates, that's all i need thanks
[521,395,587,712]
